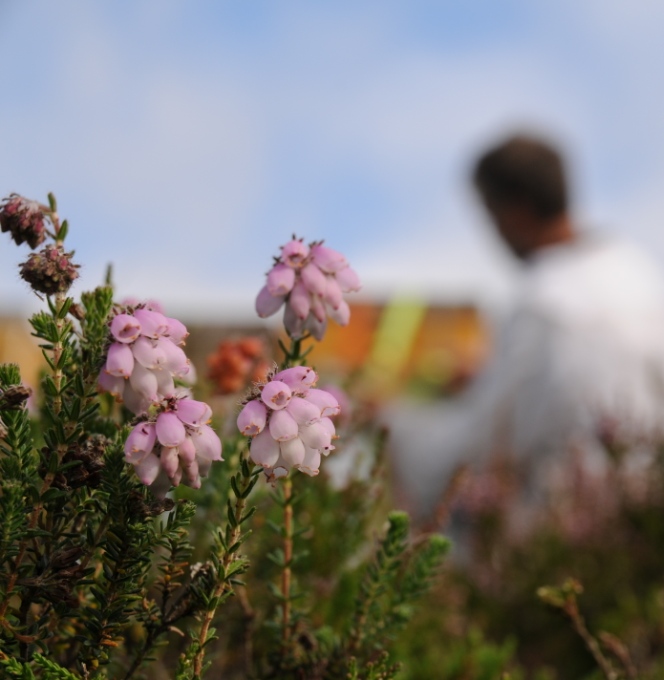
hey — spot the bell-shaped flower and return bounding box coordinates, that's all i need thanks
[249,428,281,468]
[256,285,285,318]
[134,308,169,339]
[327,299,351,326]
[176,398,212,427]
[286,396,321,425]
[305,388,340,417]
[132,336,167,369]
[98,370,125,399]
[299,420,333,450]
[106,342,134,378]
[311,244,347,273]
[289,280,311,320]
[156,411,186,447]
[134,452,161,486]
[280,436,306,467]
[300,263,327,296]
[191,424,223,461]
[323,277,343,309]
[267,263,296,296]
[336,266,361,292]
[129,362,159,404]
[237,400,268,436]
[274,366,318,392]
[281,239,309,267]
[261,380,292,410]
[300,447,321,476]
[269,408,299,441]
[124,421,157,464]
[111,313,142,344]
[164,316,188,345]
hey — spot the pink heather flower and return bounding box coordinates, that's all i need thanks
[125,394,222,494]
[238,366,340,479]
[98,305,192,415]
[110,313,142,344]
[261,380,292,410]
[237,400,268,436]
[255,237,361,340]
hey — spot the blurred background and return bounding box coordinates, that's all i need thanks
[2,0,664,389]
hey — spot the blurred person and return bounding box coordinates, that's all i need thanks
[385,133,664,524]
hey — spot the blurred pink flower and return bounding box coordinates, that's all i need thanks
[255,237,361,340]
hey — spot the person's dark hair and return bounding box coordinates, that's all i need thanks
[472,134,568,219]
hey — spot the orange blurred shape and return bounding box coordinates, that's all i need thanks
[207,336,271,395]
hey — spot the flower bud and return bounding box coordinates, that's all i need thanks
[0,194,46,249]
[20,244,79,295]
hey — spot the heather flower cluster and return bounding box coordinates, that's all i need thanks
[237,366,340,479]
[0,194,46,248]
[256,238,361,340]
[124,393,222,494]
[98,303,223,491]
[98,304,191,415]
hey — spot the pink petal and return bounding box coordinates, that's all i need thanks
[304,313,327,341]
[176,398,212,427]
[280,239,310,267]
[110,313,141,344]
[155,367,176,399]
[98,369,125,399]
[269,408,299,441]
[298,421,332,450]
[249,428,280,467]
[273,366,318,392]
[132,336,167,369]
[283,304,305,339]
[327,299,350,326]
[336,266,361,292]
[311,244,347,273]
[134,308,169,339]
[106,342,135,378]
[156,411,186,447]
[134,453,161,486]
[261,380,292,410]
[300,263,327,296]
[299,447,321,476]
[160,446,180,477]
[256,285,285,318]
[305,388,341,418]
[178,435,197,464]
[129,362,159,402]
[237,400,268,436]
[286,396,321,425]
[280,437,305,466]
[122,384,151,415]
[124,421,157,463]
[288,280,311,320]
[164,316,188,345]
[267,263,296,296]
[323,277,343,309]
[310,295,326,323]
[191,424,223,461]
[160,339,190,376]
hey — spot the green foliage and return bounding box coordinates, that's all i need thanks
[0,193,450,679]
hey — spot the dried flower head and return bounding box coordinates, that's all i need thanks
[20,244,79,296]
[0,194,47,249]
[207,336,271,395]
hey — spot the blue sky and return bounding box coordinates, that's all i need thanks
[2,1,664,321]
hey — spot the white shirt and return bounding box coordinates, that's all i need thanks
[386,234,664,519]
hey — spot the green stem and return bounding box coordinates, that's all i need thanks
[281,478,293,647]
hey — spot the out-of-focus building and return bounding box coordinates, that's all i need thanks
[0,301,487,400]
